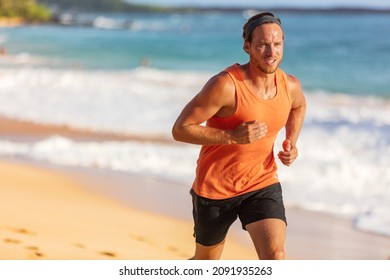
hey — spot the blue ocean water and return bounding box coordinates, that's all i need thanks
[1,11,389,96]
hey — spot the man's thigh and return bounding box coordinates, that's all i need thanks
[238,183,287,229]
[246,218,286,259]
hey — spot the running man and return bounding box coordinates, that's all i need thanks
[172,12,306,260]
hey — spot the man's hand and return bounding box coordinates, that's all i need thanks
[229,120,268,144]
[277,139,298,166]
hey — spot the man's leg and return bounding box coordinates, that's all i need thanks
[189,240,225,260]
[246,218,286,260]
[190,190,238,260]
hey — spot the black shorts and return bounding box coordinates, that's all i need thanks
[190,182,286,246]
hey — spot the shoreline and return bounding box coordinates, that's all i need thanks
[0,17,25,28]
[0,115,174,144]
[1,116,390,259]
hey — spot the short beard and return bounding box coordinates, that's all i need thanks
[258,64,278,74]
[250,54,282,74]
[255,59,281,74]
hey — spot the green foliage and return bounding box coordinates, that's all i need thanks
[36,0,180,13]
[37,0,132,11]
[0,0,51,21]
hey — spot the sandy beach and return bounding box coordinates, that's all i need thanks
[1,116,389,260]
[0,158,260,260]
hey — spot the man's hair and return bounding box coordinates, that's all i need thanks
[242,12,283,42]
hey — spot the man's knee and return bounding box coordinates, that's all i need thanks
[264,247,285,260]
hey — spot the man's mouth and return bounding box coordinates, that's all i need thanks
[265,58,276,65]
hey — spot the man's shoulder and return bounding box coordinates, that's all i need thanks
[278,68,301,89]
[199,67,236,102]
[208,69,235,90]
[286,74,302,92]
[223,63,240,73]
[286,73,300,84]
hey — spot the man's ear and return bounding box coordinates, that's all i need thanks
[243,41,250,54]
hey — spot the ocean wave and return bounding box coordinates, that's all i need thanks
[305,91,390,126]
[0,66,388,136]
[0,53,57,67]
[57,13,180,32]
[0,66,209,136]
[0,136,198,185]
[92,16,134,30]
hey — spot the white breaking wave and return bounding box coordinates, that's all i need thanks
[0,136,199,183]
[0,66,209,136]
[0,65,388,135]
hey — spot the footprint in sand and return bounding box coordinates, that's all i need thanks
[3,238,21,244]
[166,245,188,258]
[167,245,179,252]
[2,227,45,258]
[25,246,45,258]
[1,227,36,244]
[128,233,188,258]
[129,233,153,245]
[11,228,36,236]
[71,242,117,258]
[72,242,86,249]
[98,251,117,258]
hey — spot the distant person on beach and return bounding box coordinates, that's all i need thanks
[172,12,306,260]
[0,47,7,56]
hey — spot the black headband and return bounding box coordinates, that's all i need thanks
[244,14,282,41]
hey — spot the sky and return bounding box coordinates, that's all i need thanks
[127,0,390,8]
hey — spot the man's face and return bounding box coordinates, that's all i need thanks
[245,23,284,74]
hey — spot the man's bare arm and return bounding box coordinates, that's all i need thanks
[278,75,306,165]
[172,72,267,145]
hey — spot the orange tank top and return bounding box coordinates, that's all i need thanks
[192,64,292,199]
